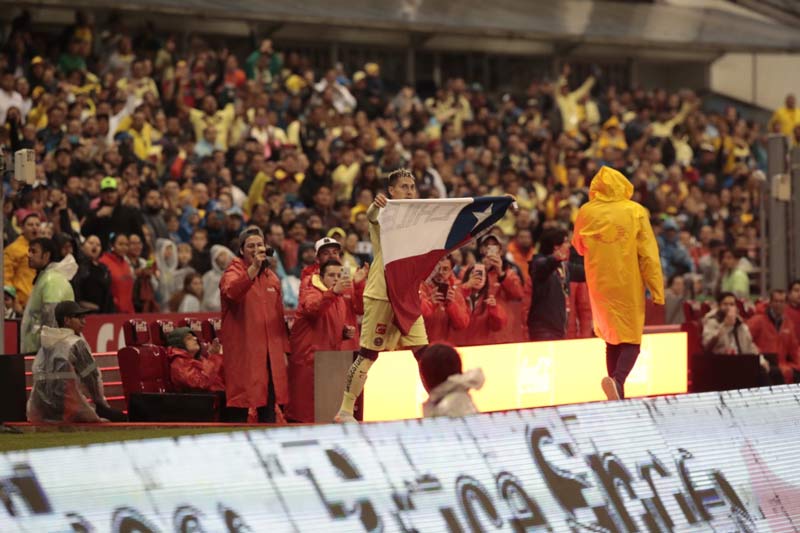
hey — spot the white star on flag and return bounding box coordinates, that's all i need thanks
[471,204,493,230]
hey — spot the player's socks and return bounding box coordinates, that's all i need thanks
[335,355,374,421]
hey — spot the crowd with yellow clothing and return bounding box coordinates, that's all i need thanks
[0,12,779,333]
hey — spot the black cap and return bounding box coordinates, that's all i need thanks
[55,301,91,326]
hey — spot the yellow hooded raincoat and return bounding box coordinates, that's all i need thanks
[572,166,664,345]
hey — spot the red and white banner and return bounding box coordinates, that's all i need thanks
[378,196,513,334]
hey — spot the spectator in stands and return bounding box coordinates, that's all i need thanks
[287,259,363,423]
[747,289,800,384]
[21,237,77,353]
[4,286,20,319]
[74,235,115,313]
[664,274,688,325]
[165,327,224,393]
[454,261,508,347]
[786,280,800,342]
[419,255,470,343]
[28,301,125,423]
[202,245,234,312]
[528,228,585,341]
[658,219,694,279]
[507,228,534,286]
[718,249,750,299]
[141,188,168,240]
[169,272,203,313]
[768,93,800,137]
[702,292,759,355]
[419,343,484,418]
[300,236,342,287]
[98,232,135,314]
[219,226,290,423]
[698,239,724,298]
[127,233,159,313]
[3,211,39,307]
[188,228,212,274]
[81,177,144,249]
[463,233,523,344]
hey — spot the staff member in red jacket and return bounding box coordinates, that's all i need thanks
[747,289,800,384]
[287,260,365,423]
[97,232,134,313]
[420,255,470,343]
[219,226,290,423]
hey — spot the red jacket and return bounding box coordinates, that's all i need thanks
[220,258,290,408]
[98,251,134,313]
[167,347,225,392]
[785,304,800,344]
[452,266,515,346]
[419,276,470,343]
[747,311,800,383]
[287,275,363,422]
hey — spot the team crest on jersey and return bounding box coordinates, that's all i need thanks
[375,324,387,335]
[374,337,384,347]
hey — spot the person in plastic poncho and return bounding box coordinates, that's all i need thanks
[21,237,78,353]
[572,166,665,400]
[27,301,123,423]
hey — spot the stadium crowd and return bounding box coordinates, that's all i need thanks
[4,11,800,422]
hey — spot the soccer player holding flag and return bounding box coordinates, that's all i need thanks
[335,169,513,422]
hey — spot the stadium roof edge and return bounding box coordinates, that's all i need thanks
[7,0,800,54]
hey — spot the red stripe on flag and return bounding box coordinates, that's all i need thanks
[384,249,451,336]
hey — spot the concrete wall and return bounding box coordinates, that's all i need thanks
[711,53,800,110]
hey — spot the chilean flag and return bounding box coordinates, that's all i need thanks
[378,196,514,335]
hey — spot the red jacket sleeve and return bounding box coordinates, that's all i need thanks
[500,268,524,301]
[446,287,470,331]
[298,288,337,320]
[488,301,508,331]
[220,263,254,303]
[420,283,436,319]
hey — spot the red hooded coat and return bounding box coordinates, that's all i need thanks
[219,258,290,408]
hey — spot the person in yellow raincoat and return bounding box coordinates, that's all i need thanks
[572,166,664,400]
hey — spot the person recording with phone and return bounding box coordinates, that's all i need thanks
[528,228,586,341]
[287,259,364,423]
[419,255,470,343]
[454,234,523,346]
[219,226,290,423]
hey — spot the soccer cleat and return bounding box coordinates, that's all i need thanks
[334,410,357,423]
[601,376,620,401]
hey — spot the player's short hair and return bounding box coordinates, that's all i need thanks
[386,168,414,189]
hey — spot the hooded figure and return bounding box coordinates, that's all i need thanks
[202,245,234,312]
[21,253,78,353]
[27,325,106,422]
[572,166,664,399]
[155,239,194,309]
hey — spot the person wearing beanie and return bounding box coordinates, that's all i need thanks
[165,327,224,393]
